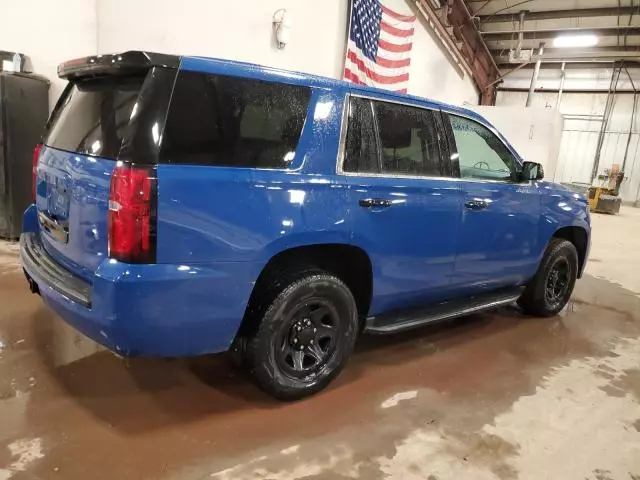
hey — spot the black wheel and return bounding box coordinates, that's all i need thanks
[245,270,358,401]
[518,238,578,317]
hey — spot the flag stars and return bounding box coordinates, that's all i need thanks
[349,0,383,61]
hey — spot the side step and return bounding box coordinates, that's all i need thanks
[364,287,523,335]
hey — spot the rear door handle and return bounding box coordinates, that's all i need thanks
[359,198,393,208]
[464,200,488,210]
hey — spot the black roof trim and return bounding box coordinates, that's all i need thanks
[58,51,180,80]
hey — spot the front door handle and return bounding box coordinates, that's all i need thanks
[464,200,488,210]
[359,198,393,208]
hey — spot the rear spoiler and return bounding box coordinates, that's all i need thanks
[57,51,180,80]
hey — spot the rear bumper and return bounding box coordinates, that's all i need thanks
[21,232,91,307]
[20,228,259,357]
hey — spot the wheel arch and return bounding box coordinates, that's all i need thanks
[238,243,374,338]
[552,225,589,278]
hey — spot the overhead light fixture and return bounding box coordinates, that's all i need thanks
[553,34,598,48]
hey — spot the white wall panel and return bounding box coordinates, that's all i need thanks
[0,0,97,108]
[497,89,640,201]
[97,0,349,83]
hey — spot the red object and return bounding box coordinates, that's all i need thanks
[108,163,156,263]
[32,143,43,200]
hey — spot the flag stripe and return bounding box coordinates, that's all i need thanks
[375,55,411,68]
[378,38,413,53]
[380,21,414,37]
[345,68,408,93]
[344,69,409,92]
[379,27,414,45]
[345,51,409,84]
[381,15,415,31]
[346,41,411,70]
[347,45,410,77]
[376,46,414,62]
[381,4,416,22]
[344,69,364,85]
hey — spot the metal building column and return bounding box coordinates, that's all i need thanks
[622,68,637,172]
[526,42,545,107]
[515,11,526,57]
[556,62,566,110]
[591,64,623,182]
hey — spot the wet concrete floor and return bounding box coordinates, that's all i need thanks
[1,209,640,479]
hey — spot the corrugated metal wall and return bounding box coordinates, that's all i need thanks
[496,90,640,201]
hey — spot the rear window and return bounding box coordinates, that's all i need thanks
[45,75,144,159]
[160,71,311,168]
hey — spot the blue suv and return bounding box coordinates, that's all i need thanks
[21,51,590,400]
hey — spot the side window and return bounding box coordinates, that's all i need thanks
[373,101,443,177]
[161,70,311,168]
[447,114,518,181]
[343,97,379,173]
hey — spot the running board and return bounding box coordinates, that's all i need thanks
[364,287,523,335]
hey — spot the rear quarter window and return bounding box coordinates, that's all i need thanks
[160,70,311,168]
[45,75,145,159]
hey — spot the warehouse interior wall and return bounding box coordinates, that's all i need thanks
[95,0,479,105]
[0,0,97,109]
[497,88,640,203]
[0,0,478,114]
[0,1,478,109]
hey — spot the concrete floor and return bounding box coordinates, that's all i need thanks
[1,210,640,480]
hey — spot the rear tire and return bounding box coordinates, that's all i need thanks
[518,238,578,317]
[245,270,358,401]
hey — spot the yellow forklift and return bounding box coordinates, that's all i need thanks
[588,165,624,214]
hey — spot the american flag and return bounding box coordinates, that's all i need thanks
[344,0,417,94]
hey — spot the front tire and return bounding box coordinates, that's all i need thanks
[518,238,578,317]
[245,271,358,401]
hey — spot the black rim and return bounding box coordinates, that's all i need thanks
[276,299,339,379]
[545,258,571,309]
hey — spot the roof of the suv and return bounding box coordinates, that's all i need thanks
[58,50,479,121]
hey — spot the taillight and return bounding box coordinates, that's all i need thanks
[108,162,157,263]
[32,143,43,201]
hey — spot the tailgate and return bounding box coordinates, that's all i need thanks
[36,146,114,278]
[36,72,147,279]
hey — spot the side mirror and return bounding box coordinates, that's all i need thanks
[521,161,544,181]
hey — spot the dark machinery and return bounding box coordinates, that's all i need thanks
[0,51,49,239]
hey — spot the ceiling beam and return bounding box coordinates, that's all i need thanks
[479,6,638,23]
[494,51,640,64]
[491,46,640,55]
[482,26,640,41]
[498,87,639,93]
[417,0,500,104]
[497,61,640,69]
[487,38,640,49]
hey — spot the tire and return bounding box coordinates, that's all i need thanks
[245,270,358,401]
[518,238,578,317]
